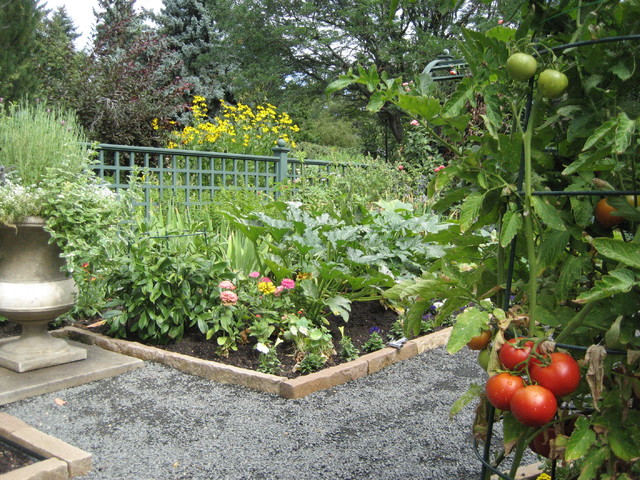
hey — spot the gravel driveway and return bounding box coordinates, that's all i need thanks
[1,346,490,480]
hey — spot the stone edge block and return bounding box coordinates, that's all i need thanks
[410,327,452,354]
[0,414,92,479]
[58,327,286,396]
[280,358,369,399]
[56,326,452,399]
[0,458,68,480]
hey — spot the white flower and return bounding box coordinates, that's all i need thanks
[256,343,270,354]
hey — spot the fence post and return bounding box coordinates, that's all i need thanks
[272,138,291,186]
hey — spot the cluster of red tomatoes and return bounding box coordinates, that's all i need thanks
[473,336,582,429]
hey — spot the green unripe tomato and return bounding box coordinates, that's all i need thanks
[478,348,490,371]
[538,69,568,99]
[506,53,537,81]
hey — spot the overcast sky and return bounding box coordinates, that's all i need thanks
[41,0,165,49]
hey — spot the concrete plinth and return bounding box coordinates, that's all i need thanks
[0,338,144,406]
[0,333,87,373]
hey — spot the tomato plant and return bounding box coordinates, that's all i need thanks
[506,53,537,81]
[529,418,576,458]
[537,69,568,99]
[530,352,581,397]
[498,338,540,371]
[485,372,525,411]
[466,329,491,350]
[510,385,558,427]
[333,0,640,473]
[595,198,624,228]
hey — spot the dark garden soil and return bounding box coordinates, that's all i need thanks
[0,300,405,381]
[0,440,37,475]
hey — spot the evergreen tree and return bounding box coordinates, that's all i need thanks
[0,0,44,101]
[73,0,189,145]
[156,0,232,104]
[33,6,84,107]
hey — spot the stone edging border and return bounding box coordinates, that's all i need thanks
[0,413,92,480]
[54,326,452,399]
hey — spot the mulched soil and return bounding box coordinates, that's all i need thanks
[0,441,37,475]
[157,299,401,378]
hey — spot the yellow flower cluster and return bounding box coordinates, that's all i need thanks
[169,96,299,155]
[536,474,552,480]
[257,281,276,295]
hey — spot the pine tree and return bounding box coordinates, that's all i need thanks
[156,0,232,103]
[33,6,84,107]
[0,0,44,101]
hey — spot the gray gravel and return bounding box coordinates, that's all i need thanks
[1,347,491,480]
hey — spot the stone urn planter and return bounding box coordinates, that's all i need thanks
[0,217,86,372]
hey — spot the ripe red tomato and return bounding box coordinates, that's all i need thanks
[499,338,540,371]
[485,373,526,411]
[529,419,576,458]
[510,385,557,427]
[530,352,581,397]
[467,330,492,350]
[595,198,624,228]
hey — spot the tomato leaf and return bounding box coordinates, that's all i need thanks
[446,307,490,354]
[459,192,485,232]
[578,446,610,480]
[575,269,636,303]
[609,428,640,461]
[502,413,530,455]
[582,116,617,151]
[531,197,566,230]
[593,238,640,269]
[395,95,441,122]
[500,210,523,247]
[566,416,596,462]
[612,112,635,154]
[449,383,483,419]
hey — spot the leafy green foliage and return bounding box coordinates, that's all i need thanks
[0,0,43,101]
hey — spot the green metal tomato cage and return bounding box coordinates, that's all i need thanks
[427,33,640,480]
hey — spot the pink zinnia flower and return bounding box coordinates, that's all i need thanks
[218,280,236,290]
[274,285,285,297]
[498,19,504,24]
[280,278,295,289]
[410,119,419,126]
[220,291,238,306]
[249,271,260,278]
[259,276,271,283]
[397,164,404,171]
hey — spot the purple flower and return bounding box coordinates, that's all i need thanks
[369,326,381,334]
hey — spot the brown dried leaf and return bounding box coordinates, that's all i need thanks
[473,396,489,443]
[538,340,556,356]
[584,345,607,411]
[86,320,106,329]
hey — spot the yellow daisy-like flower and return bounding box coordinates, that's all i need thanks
[296,272,313,281]
[536,474,552,480]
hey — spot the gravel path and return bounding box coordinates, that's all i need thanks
[1,346,490,480]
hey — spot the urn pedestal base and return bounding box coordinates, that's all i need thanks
[0,322,87,372]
